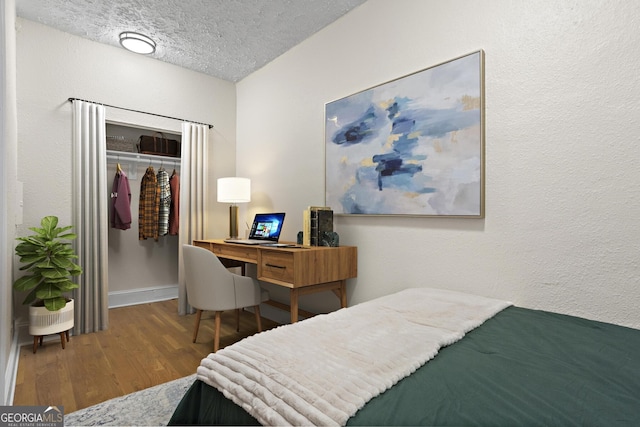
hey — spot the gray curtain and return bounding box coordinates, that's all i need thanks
[71,100,109,333]
[178,122,209,315]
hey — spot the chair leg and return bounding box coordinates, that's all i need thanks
[213,311,222,353]
[236,308,240,332]
[254,305,262,333]
[193,309,203,343]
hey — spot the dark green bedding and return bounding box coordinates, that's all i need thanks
[169,307,640,426]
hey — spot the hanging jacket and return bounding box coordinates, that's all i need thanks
[110,169,132,230]
[139,166,159,241]
[169,170,180,235]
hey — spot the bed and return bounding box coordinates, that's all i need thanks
[169,288,640,426]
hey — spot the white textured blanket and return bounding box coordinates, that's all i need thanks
[197,287,511,426]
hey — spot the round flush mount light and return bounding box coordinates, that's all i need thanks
[119,31,156,54]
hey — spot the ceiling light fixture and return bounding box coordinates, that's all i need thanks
[119,31,156,55]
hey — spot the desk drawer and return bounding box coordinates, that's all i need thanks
[259,251,294,284]
[212,244,257,262]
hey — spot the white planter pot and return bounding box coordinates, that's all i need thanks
[29,299,74,336]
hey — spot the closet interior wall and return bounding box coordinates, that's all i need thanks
[106,123,181,308]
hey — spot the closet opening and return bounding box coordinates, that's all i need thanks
[106,123,182,308]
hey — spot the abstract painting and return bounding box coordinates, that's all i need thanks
[325,50,484,217]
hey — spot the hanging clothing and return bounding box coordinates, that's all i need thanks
[169,170,180,235]
[110,168,132,230]
[157,168,171,236]
[139,166,160,241]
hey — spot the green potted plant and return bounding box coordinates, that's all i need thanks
[13,216,82,348]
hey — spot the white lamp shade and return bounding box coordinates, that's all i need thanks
[217,177,251,203]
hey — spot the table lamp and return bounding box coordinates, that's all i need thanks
[217,177,251,239]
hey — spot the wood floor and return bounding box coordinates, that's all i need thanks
[12,299,279,413]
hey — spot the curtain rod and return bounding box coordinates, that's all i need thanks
[68,97,214,129]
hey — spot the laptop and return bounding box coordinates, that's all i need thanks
[224,212,286,245]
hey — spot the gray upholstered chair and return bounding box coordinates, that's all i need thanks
[182,244,269,352]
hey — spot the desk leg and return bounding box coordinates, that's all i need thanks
[339,280,347,308]
[290,288,300,323]
[331,280,348,308]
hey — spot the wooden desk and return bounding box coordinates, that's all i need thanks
[192,239,357,323]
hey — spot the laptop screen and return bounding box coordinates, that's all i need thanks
[248,213,286,242]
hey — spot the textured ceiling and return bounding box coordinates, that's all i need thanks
[16,0,366,82]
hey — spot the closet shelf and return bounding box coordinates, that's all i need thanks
[106,150,181,167]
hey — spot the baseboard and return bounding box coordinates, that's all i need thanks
[258,303,291,325]
[257,300,318,325]
[108,284,179,309]
[4,325,20,405]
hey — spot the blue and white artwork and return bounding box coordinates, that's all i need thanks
[325,51,484,216]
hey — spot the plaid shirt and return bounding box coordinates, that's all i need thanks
[139,166,160,241]
[157,168,171,236]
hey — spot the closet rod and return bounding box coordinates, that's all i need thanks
[106,151,181,167]
[68,97,214,129]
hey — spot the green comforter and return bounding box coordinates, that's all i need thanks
[169,306,640,426]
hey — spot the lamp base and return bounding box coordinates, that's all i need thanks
[228,205,239,239]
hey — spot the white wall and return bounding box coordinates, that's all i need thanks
[1,0,18,405]
[237,0,640,328]
[15,19,237,320]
